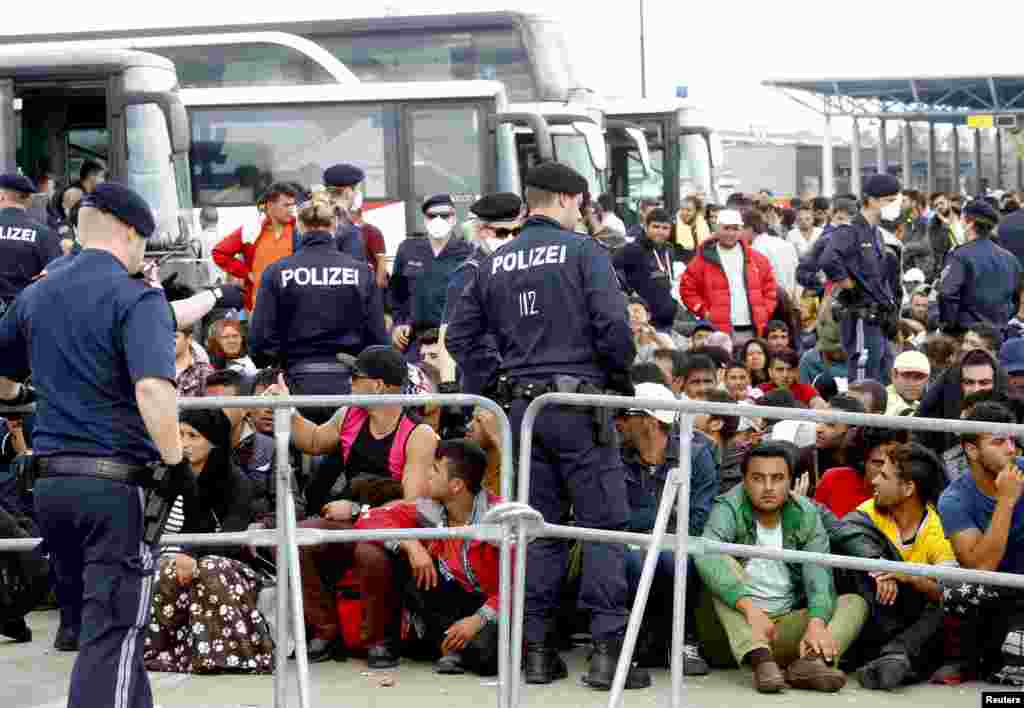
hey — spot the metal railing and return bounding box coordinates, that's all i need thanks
[6,392,1024,708]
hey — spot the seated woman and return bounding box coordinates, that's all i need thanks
[207,318,257,375]
[144,409,274,674]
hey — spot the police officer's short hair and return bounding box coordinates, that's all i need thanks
[645,208,672,226]
[524,186,560,210]
[741,440,797,479]
[630,362,669,387]
[436,439,488,494]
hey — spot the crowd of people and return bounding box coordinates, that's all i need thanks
[1,157,1024,703]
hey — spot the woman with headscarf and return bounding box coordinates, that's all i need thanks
[144,409,274,674]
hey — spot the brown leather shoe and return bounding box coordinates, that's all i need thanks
[753,660,787,693]
[786,654,846,692]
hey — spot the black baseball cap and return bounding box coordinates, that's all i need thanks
[351,346,408,387]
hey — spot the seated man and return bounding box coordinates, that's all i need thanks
[267,346,438,662]
[885,351,930,416]
[354,439,501,675]
[695,441,868,694]
[616,382,719,675]
[837,443,953,689]
[936,401,1024,685]
[759,349,826,408]
[817,425,909,519]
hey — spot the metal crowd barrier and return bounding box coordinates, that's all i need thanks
[7,392,1024,708]
[515,393,1024,708]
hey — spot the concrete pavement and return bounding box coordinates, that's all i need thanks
[1,610,998,708]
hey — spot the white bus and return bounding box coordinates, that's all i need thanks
[1,47,191,250]
[3,12,622,198]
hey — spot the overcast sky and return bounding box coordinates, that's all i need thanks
[8,0,1023,138]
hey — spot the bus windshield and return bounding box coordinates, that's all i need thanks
[679,132,713,199]
[552,129,605,197]
[125,103,183,248]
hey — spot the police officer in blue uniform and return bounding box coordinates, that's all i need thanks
[440,193,523,395]
[249,191,387,423]
[0,174,62,314]
[446,162,649,691]
[322,163,368,263]
[820,175,903,383]
[938,199,1022,336]
[0,182,188,708]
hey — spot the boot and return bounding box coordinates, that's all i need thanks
[306,636,346,663]
[786,651,846,692]
[857,653,911,690]
[583,638,652,691]
[524,642,568,684]
[53,622,79,652]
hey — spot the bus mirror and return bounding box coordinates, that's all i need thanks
[624,126,652,176]
[121,91,190,154]
[493,112,554,162]
[574,121,606,172]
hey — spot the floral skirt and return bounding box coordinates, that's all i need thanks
[143,555,274,674]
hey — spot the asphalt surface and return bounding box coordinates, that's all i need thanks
[1,610,1004,708]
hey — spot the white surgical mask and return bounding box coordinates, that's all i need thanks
[350,190,363,212]
[426,216,453,240]
[880,198,902,222]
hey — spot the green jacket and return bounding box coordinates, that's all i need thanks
[695,484,836,621]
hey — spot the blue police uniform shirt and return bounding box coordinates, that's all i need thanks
[446,214,636,385]
[391,233,474,330]
[0,249,175,464]
[248,229,388,366]
[335,217,366,263]
[441,245,487,326]
[938,237,1023,330]
[0,207,62,299]
[819,215,895,306]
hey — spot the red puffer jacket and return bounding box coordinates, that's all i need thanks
[679,238,778,335]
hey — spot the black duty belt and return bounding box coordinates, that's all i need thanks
[509,381,554,401]
[288,362,353,376]
[37,457,150,485]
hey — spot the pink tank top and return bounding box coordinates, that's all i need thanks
[337,407,419,481]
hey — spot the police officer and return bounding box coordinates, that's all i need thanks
[938,199,1022,336]
[0,182,188,707]
[322,163,368,263]
[391,194,475,361]
[820,175,903,383]
[0,174,62,314]
[447,162,648,691]
[249,191,388,423]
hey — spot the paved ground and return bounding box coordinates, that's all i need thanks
[1,610,1005,708]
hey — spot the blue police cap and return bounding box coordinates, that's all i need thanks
[470,192,523,224]
[322,164,365,188]
[422,193,455,215]
[962,199,1000,225]
[524,162,588,196]
[81,182,157,239]
[862,174,901,199]
[0,173,37,194]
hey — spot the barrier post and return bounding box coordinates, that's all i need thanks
[670,414,693,708]
[277,407,312,708]
[273,406,290,708]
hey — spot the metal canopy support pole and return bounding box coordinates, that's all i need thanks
[273,410,289,708]
[1017,151,1023,191]
[974,128,983,194]
[822,113,834,197]
[903,122,913,189]
[877,119,887,175]
[850,118,862,198]
[927,122,937,194]
[952,126,961,194]
[0,81,14,174]
[997,128,1005,190]
[670,415,694,708]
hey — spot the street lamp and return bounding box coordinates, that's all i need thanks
[640,0,647,98]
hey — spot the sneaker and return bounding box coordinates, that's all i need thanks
[989,665,1024,687]
[930,662,975,685]
[682,640,710,676]
[786,653,846,692]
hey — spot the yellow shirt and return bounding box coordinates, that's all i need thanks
[857,499,956,566]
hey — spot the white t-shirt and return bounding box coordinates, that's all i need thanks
[787,227,821,257]
[745,520,795,615]
[752,233,797,297]
[717,243,752,327]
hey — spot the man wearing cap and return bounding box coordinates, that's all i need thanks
[0,173,62,313]
[0,182,190,707]
[322,163,368,262]
[439,193,523,395]
[820,175,904,383]
[447,162,648,690]
[679,208,778,348]
[613,207,680,334]
[886,351,931,416]
[1000,338,1024,407]
[390,194,473,360]
[212,182,300,313]
[937,199,1022,337]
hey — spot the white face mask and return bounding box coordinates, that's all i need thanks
[426,216,453,240]
[880,197,902,222]
[350,189,363,212]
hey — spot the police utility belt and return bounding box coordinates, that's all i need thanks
[493,375,616,446]
[36,456,151,485]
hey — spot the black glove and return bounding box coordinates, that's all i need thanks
[834,286,860,308]
[0,383,35,408]
[607,371,635,398]
[208,284,245,311]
